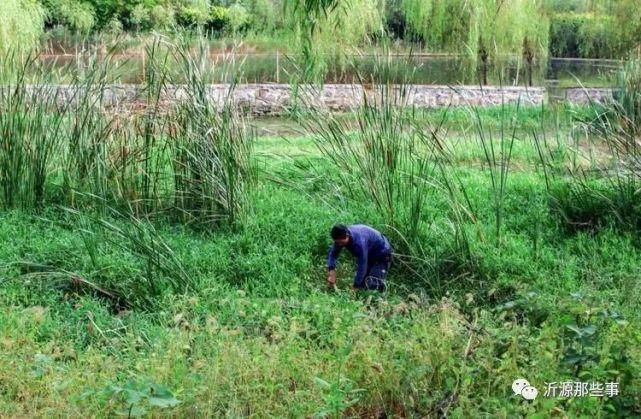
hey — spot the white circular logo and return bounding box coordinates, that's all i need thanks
[521,385,538,400]
[512,378,530,396]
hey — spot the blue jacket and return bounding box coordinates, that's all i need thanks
[327,224,392,288]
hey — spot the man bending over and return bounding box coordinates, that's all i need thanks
[327,224,392,291]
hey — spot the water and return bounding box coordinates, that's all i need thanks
[39,53,620,87]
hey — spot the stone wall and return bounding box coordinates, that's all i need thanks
[561,87,614,105]
[11,84,613,115]
[211,85,546,114]
[20,84,546,115]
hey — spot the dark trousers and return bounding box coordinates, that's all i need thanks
[362,254,391,291]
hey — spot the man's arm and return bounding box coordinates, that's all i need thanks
[327,244,342,271]
[327,245,342,289]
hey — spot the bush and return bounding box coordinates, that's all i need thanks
[106,16,123,35]
[129,4,151,31]
[42,0,96,33]
[176,0,210,28]
[150,4,176,30]
[85,0,120,29]
[549,14,618,58]
[207,5,229,33]
[226,3,250,34]
[243,0,279,33]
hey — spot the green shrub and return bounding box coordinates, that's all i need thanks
[244,0,279,33]
[549,13,619,58]
[150,4,176,29]
[176,0,211,28]
[384,0,407,40]
[42,0,95,33]
[208,5,229,33]
[129,4,151,31]
[85,0,120,29]
[226,3,250,34]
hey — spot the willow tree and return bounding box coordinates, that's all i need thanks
[0,0,45,54]
[469,0,549,85]
[401,0,549,84]
[401,0,431,45]
[285,0,384,82]
[402,0,474,51]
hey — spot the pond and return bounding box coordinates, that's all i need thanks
[40,53,620,88]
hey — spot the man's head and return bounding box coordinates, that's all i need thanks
[331,224,350,246]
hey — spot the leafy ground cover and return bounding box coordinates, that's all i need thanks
[1,101,640,416]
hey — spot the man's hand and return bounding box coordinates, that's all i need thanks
[327,270,337,290]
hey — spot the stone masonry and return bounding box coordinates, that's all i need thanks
[8,84,614,115]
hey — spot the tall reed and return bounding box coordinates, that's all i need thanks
[0,52,68,209]
[167,37,255,228]
[297,52,478,293]
[0,36,254,228]
[471,99,519,246]
[534,60,641,234]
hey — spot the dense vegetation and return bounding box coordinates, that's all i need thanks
[2,0,641,60]
[547,0,641,59]
[2,0,641,415]
[0,0,45,53]
[1,39,641,415]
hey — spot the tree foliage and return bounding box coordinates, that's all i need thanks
[401,0,549,63]
[34,0,287,34]
[284,0,384,81]
[2,0,638,62]
[545,0,641,58]
[42,0,95,33]
[0,0,45,53]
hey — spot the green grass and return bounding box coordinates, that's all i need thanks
[1,113,641,415]
[1,41,641,415]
